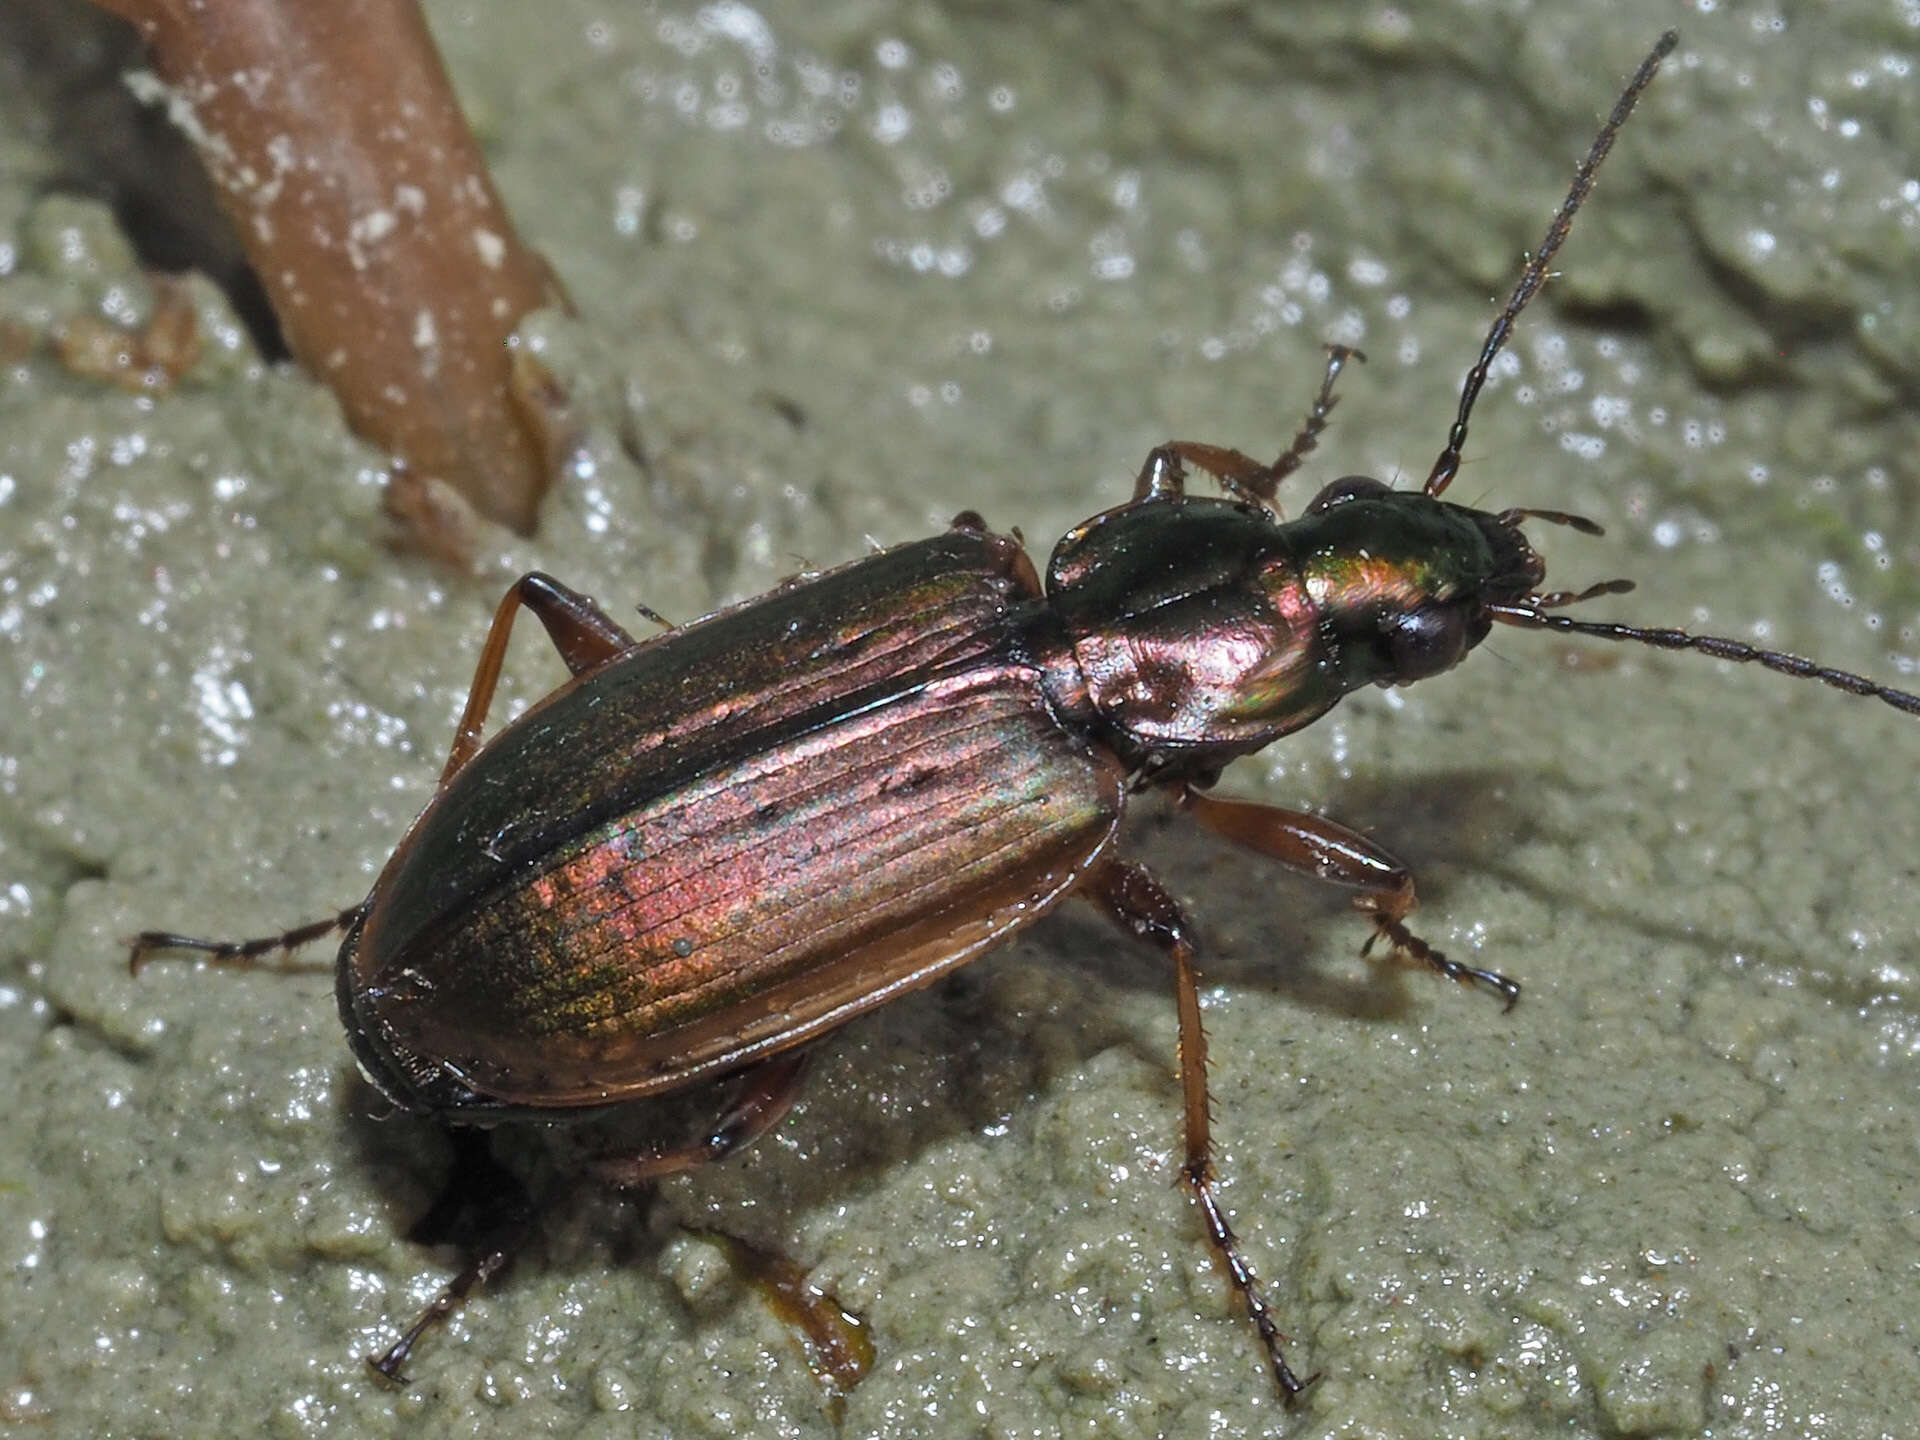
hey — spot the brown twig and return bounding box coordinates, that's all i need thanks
[90,0,565,547]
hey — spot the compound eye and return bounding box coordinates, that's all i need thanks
[1307,475,1391,513]
[1380,605,1468,682]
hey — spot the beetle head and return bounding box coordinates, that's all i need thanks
[1291,474,1546,689]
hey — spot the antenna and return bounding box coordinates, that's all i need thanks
[1488,605,1920,717]
[1425,31,1677,498]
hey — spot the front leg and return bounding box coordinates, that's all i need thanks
[1179,786,1521,1010]
[1088,858,1315,1402]
[1133,344,1363,508]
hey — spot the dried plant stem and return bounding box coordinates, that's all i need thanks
[92,0,563,540]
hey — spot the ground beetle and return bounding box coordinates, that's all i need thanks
[129,31,1920,1399]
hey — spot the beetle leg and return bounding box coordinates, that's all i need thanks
[1088,857,1316,1402]
[691,1227,875,1402]
[1157,440,1268,506]
[368,1127,535,1383]
[1130,445,1190,502]
[1252,342,1362,504]
[441,573,642,785]
[587,1050,813,1188]
[1156,344,1363,510]
[1178,786,1521,1010]
[125,902,368,976]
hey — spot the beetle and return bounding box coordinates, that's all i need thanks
[127,30,1920,1398]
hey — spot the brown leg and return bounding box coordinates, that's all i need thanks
[367,1128,536,1383]
[693,1228,875,1404]
[1249,343,1363,503]
[1179,786,1520,1009]
[1089,858,1315,1402]
[589,1051,812,1189]
[125,903,368,975]
[127,574,640,974]
[1147,345,1364,509]
[1131,444,1192,502]
[440,572,641,784]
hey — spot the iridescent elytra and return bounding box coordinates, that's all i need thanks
[127,30,1920,1399]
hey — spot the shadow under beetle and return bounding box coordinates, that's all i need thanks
[129,30,1920,1400]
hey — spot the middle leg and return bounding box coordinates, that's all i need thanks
[587,1050,813,1189]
